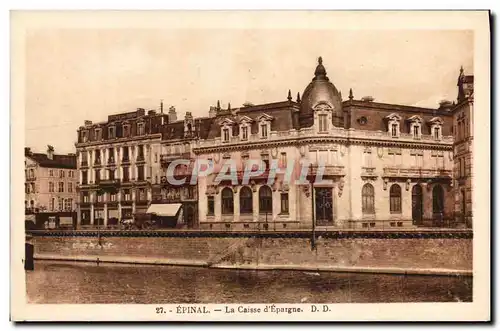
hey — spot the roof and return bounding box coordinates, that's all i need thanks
[27,153,77,169]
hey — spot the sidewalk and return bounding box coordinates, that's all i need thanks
[34,253,472,276]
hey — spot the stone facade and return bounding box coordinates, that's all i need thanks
[25,146,78,213]
[73,57,472,230]
[451,67,474,227]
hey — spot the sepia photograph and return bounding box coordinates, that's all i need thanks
[10,10,490,322]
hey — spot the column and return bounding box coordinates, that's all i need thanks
[102,148,107,167]
[118,189,122,220]
[104,203,108,226]
[132,189,136,214]
[214,190,221,222]
[233,189,240,222]
[253,188,259,222]
[77,205,81,228]
[90,199,95,225]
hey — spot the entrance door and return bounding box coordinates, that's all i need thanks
[412,185,423,224]
[315,188,333,225]
[185,205,195,228]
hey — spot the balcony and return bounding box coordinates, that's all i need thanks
[308,165,345,177]
[383,167,452,179]
[160,153,191,166]
[99,178,120,187]
[136,154,145,163]
[361,167,377,179]
[107,158,116,166]
[122,157,130,165]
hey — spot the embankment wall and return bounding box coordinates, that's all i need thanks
[31,235,472,273]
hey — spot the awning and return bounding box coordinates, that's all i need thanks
[147,203,182,217]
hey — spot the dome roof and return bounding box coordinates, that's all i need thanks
[300,57,342,122]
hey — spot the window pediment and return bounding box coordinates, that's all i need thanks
[238,116,254,124]
[407,115,423,124]
[256,113,274,122]
[219,118,235,127]
[313,101,334,112]
[385,113,402,122]
[429,117,444,125]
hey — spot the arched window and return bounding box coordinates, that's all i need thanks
[362,183,375,214]
[432,185,444,214]
[259,185,273,214]
[389,184,402,213]
[240,186,253,214]
[221,187,234,214]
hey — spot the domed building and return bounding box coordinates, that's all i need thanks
[75,57,464,231]
[298,57,344,128]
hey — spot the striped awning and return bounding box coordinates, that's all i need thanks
[146,203,182,217]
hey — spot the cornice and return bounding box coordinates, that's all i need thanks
[75,134,162,150]
[193,136,453,154]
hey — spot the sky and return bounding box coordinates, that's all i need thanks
[24,29,473,154]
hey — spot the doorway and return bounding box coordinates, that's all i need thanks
[412,184,423,224]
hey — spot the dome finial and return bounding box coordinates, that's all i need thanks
[287,89,292,101]
[349,88,354,100]
[296,92,301,103]
[313,56,328,81]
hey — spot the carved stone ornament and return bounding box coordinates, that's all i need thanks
[377,147,384,159]
[233,186,238,194]
[302,185,311,197]
[338,179,345,197]
[383,178,389,190]
[271,147,279,158]
[251,180,257,192]
[282,183,289,192]
[299,145,306,157]
[426,180,433,191]
[406,179,411,191]
[339,145,346,157]
[448,151,454,161]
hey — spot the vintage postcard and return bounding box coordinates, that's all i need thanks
[10,10,490,322]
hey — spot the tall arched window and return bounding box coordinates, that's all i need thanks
[362,183,375,214]
[259,185,273,214]
[432,185,444,214]
[389,184,402,213]
[240,186,253,214]
[221,187,234,214]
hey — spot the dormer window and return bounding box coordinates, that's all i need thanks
[391,124,398,137]
[238,116,253,141]
[408,115,422,140]
[256,113,273,139]
[81,130,89,143]
[318,114,328,132]
[219,118,235,143]
[385,113,402,138]
[429,117,444,141]
[123,124,130,137]
[223,128,230,142]
[260,124,268,138]
[137,122,145,136]
[95,128,102,141]
[242,126,248,141]
[108,126,116,139]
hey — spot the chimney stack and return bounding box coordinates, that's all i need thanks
[47,145,55,160]
[168,106,177,122]
[209,106,217,118]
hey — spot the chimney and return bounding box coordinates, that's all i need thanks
[24,147,32,156]
[136,108,146,117]
[361,96,375,102]
[84,120,92,126]
[147,110,156,116]
[47,145,55,160]
[438,100,453,110]
[209,106,217,118]
[168,106,177,122]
